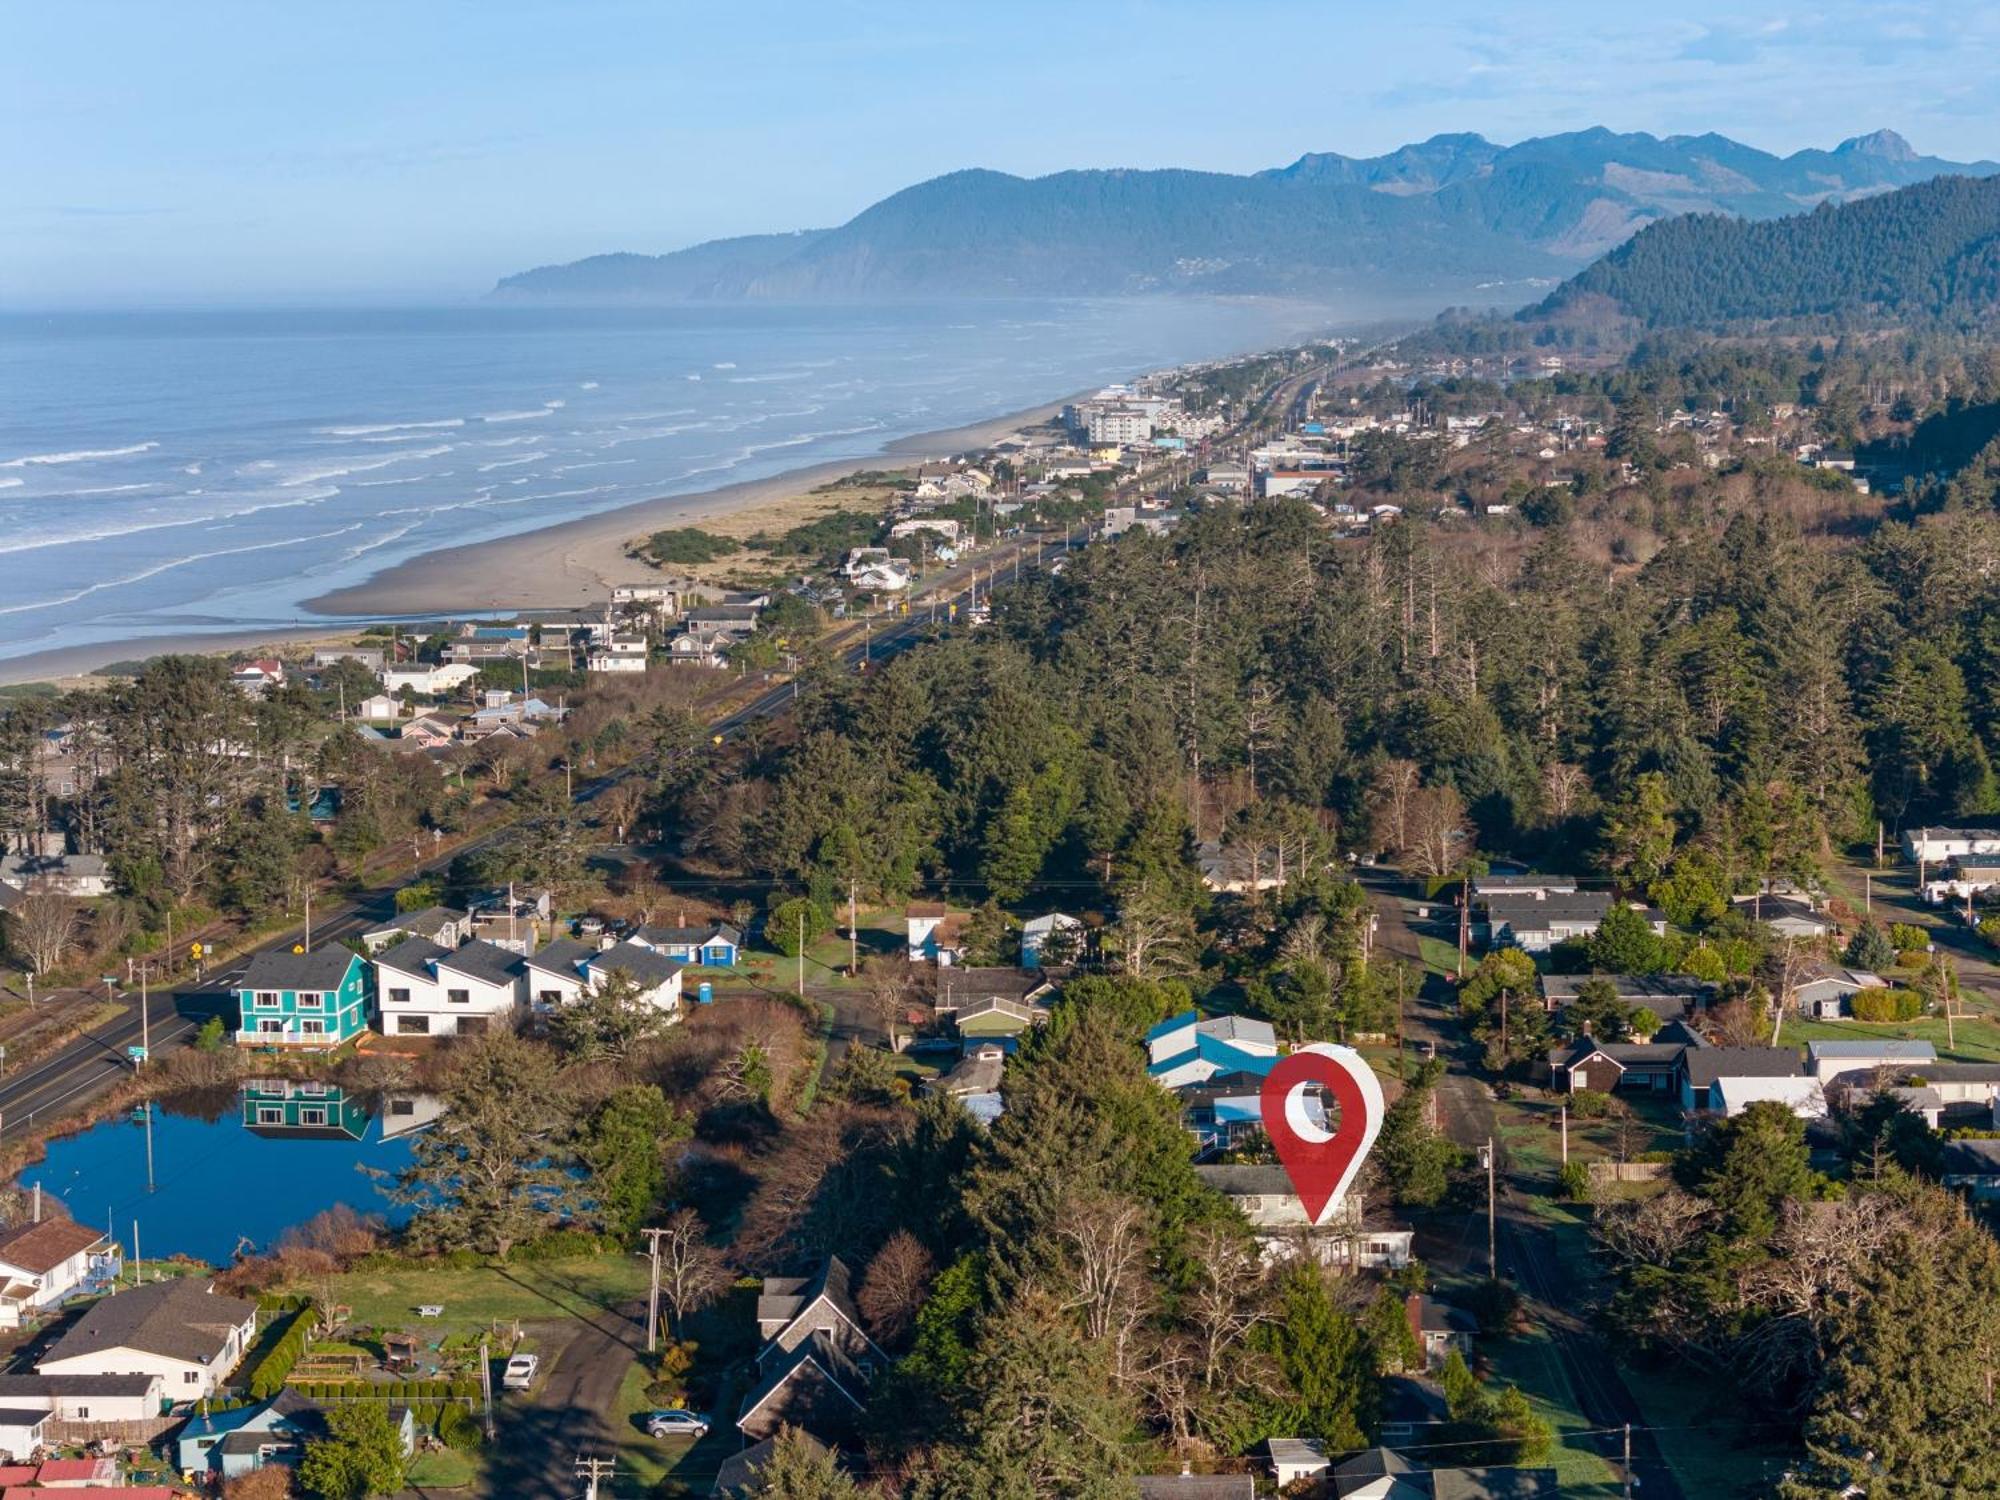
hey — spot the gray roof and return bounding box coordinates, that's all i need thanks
[585,941,684,988]
[1483,892,1615,923]
[1410,1294,1478,1334]
[0,1373,157,1398]
[1471,873,1579,894]
[1806,1040,1937,1063]
[372,936,451,978]
[713,1432,832,1496]
[1540,974,1713,1006]
[1680,1046,1804,1088]
[367,905,465,939]
[1908,1063,2000,1084]
[1549,1038,1685,1070]
[525,938,597,976]
[1197,1015,1277,1047]
[240,946,359,993]
[435,939,525,988]
[1195,1164,1294,1196]
[42,1278,256,1367]
[0,1409,46,1429]
[1136,1478,1255,1500]
[635,922,742,947]
[1943,1139,2000,1174]
[735,1328,868,1427]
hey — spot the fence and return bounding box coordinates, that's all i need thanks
[1585,1161,1670,1185]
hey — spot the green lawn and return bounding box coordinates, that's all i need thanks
[407,1447,483,1488]
[326,1253,650,1336]
[1617,1359,1795,1498]
[1784,1011,2000,1064]
[1418,935,1465,978]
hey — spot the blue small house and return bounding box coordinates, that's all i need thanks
[177,1390,414,1480]
[235,947,371,1050]
[633,921,741,968]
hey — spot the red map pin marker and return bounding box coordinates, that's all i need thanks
[1259,1043,1387,1225]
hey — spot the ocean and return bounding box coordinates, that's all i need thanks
[0,299,1326,664]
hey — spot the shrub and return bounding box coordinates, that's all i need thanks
[243,1309,312,1400]
[1888,923,1929,953]
[1851,987,1924,1023]
[1557,1161,1593,1202]
[1568,1089,1613,1119]
[439,1403,484,1452]
[507,1228,605,1262]
[1979,915,2000,949]
[1896,949,1931,970]
[646,527,739,565]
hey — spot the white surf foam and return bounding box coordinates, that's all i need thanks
[316,419,464,436]
[0,441,158,469]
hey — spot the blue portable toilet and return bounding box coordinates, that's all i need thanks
[698,981,713,1005]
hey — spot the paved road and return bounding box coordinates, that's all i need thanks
[1360,873,1686,1500]
[470,1301,646,1500]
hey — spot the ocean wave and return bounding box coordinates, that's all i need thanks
[316,419,464,436]
[727,371,813,384]
[712,362,736,370]
[579,381,599,390]
[247,443,454,489]
[477,452,548,473]
[0,522,368,616]
[478,408,552,423]
[0,441,158,469]
[0,479,21,490]
[544,399,565,410]
[183,463,203,475]
[478,434,541,448]
[551,458,638,474]
[685,374,701,381]
[30,482,159,499]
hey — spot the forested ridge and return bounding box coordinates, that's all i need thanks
[1541,174,2000,329]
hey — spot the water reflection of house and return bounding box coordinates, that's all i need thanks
[379,1093,445,1141]
[240,1081,368,1141]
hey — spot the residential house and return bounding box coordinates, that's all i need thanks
[1407,1293,1478,1370]
[1470,873,1579,901]
[1379,1375,1452,1447]
[582,941,686,1018]
[1483,892,1662,952]
[1195,839,1283,894]
[361,905,469,954]
[1735,893,1835,941]
[1903,826,2000,864]
[1537,974,1711,1020]
[398,715,457,750]
[1146,1011,1279,1089]
[0,1220,116,1329]
[1922,853,2000,905]
[1019,911,1085,969]
[1790,966,1885,1021]
[1713,1074,1827,1119]
[351,693,403,722]
[38,1279,257,1400]
[523,938,599,1012]
[1194,1165,1412,1270]
[906,903,968,965]
[668,628,735,669]
[311,647,385,675]
[1135,1475,1254,1500]
[1331,1447,1559,1499]
[928,1043,1006,1123]
[0,852,111,900]
[1942,1138,2000,1199]
[175,1389,412,1483]
[631,922,742,968]
[234,948,371,1050]
[1264,1438,1332,1489]
[948,995,1048,1043]
[1678,1046,1806,1113]
[738,1259,883,1443]
[0,1373,162,1451]
[388,938,522,1038]
[1175,1070,1270,1154]
[0,1410,48,1462]
[382,663,478,697]
[1545,1035,1690,1095]
[587,634,650,673]
[229,659,285,696]
[712,1432,840,1496]
[466,888,552,953]
[1806,1039,1937,1084]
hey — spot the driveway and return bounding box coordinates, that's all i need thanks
[460,1302,645,1500]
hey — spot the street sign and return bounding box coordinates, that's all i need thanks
[126,1045,148,1064]
[191,943,204,958]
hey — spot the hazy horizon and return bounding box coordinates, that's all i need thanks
[7,1,2000,308]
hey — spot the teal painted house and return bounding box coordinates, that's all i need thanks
[235,947,370,1050]
[240,1079,370,1139]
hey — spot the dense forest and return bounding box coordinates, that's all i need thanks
[1540,174,2000,329]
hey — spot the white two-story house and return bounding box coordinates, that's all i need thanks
[372,937,523,1038]
[0,1219,116,1328]
[38,1279,257,1400]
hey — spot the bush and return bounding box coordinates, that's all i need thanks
[645,527,740,565]
[1851,987,1924,1022]
[1979,915,2000,949]
[1557,1161,1593,1202]
[1888,923,1929,953]
[439,1403,484,1452]
[507,1228,606,1262]
[243,1309,312,1400]
[1896,949,1930,970]
[1568,1089,1613,1119]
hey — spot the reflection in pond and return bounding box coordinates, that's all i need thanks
[20,1082,438,1266]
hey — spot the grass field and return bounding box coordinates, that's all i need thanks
[1783,1011,2000,1063]
[326,1253,651,1336]
[407,1448,482,1488]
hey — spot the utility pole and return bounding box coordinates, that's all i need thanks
[638,1226,666,1353]
[1560,1103,1568,1164]
[796,908,805,997]
[138,961,150,1066]
[1865,870,1871,915]
[303,888,312,952]
[576,1456,616,1500]
[479,1338,495,1440]
[1480,1137,1497,1278]
[848,879,859,976]
[1456,878,1469,979]
[1622,1422,1633,1500]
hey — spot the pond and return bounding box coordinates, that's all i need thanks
[20,1081,436,1266]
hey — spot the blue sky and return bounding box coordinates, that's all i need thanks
[5,0,1998,305]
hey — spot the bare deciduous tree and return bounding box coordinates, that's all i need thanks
[1056,1192,1154,1385]
[1370,758,1422,854]
[9,886,79,975]
[1541,761,1589,825]
[1406,783,1473,878]
[654,1207,728,1340]
[857,1229,935,1349]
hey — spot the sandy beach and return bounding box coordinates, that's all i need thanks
[302,393,1080,618]
[0,394,1077,688]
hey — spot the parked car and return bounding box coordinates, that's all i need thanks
[502,1354,539,1390]
[645,1409,710,1439]
[575,914,606,938]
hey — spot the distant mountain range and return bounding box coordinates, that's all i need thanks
[493,128,1997,304]
[1537,174,2000,328]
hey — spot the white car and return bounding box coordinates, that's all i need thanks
[646,1410,710,1439]
[501,1353,539,1390]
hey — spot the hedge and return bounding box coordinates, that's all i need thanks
[244,1309,313,1400]
[1851,987,1924,1023]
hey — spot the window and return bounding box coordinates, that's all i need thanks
[399,1016,430,1035]
[300,1107,327,1126]
[537,989,560,1005]
[389,1099,415,1117]
[299,1019,326,1036]
[254,991,280,1009]
[447,988,470,1005]
[186,1371,201,1384]
[256,1107,282,1125]
[258,1019,284,1034]
[388,987,411,1005]
[294,991,322,1010]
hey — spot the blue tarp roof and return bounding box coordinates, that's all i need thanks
[1148,1032,1279,1079]
[1144,1009,1199,1044]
